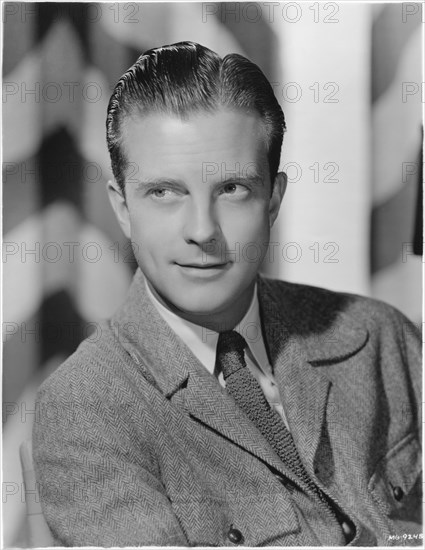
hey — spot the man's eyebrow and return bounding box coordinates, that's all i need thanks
[221,173,266,186]
[135,177,185,190]
[133,174,267,190]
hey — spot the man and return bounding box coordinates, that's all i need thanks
[33,42,421,546]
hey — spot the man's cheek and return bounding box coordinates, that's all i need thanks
[223,214,257,237]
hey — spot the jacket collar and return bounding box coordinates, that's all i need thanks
[111,270,369,393]
[258,276,369,367]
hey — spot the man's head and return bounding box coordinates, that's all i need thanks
[106,41,286,194]
[107,42,287,331]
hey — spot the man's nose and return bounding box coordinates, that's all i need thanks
[183,199,221,247]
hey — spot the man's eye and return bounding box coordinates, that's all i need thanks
[149,187,175,199]
[221,183,249,197]
[223,183,237,194]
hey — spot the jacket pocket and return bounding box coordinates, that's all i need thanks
[368,433,422,519]
[170,492,300,546]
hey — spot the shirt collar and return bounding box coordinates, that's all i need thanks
[144,280,268,375]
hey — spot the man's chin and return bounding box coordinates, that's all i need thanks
[147,275,256,328]
[166,293,239,324]
[171,299,229,319]
[149,284,229,319]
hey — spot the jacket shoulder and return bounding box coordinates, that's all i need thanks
[261,277,421,410]
[261,276,419,332]
[35,320,137,404]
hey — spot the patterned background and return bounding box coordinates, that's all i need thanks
[2,2,422,546]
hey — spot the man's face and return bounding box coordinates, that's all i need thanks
[109,108,286,328]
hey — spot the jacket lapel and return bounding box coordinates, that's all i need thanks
[258,276,369,473]
[176,353,307,485]
[268,330,332,473]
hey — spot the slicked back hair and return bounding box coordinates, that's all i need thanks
[106,41,286,194]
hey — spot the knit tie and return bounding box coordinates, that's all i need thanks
[216,330,338,519]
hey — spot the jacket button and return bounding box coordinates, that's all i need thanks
[393,486,404,501]
[228,527,244,544]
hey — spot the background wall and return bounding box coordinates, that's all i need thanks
[2,2,422,545]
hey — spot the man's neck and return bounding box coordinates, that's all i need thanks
[145,279,256,333]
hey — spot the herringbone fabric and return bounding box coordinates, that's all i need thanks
[217,331,338,520]
[32,272,422,546]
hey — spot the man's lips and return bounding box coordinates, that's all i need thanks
[176,262,229,269]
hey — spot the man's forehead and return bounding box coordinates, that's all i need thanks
[121,107,270,181]
[122,107,268,146]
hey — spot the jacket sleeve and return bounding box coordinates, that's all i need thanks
[32,362,189,547]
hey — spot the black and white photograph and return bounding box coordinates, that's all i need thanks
[2,1,423,546]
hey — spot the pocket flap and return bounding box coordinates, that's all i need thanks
[171,492,300,546]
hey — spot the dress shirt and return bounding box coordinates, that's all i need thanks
[145,280,290,429]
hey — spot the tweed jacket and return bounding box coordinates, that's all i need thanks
[33,270,422,546]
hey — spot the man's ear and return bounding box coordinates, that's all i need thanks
[269,171,287,227]
[107,180,131,239]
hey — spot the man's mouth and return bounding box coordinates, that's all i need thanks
[176,262,229,269]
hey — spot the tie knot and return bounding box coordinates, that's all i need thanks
[216,331,247,379]
[218,330,247,353]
